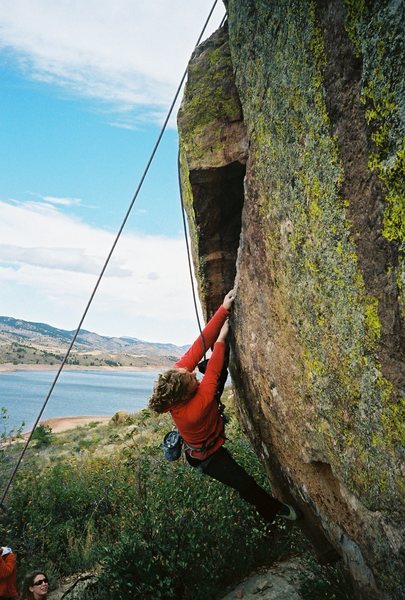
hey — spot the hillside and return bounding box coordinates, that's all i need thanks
[0,393,354,599]
[0,316,187,368]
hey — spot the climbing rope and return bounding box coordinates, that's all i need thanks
[0,0,224,507]
[177,150,206,356]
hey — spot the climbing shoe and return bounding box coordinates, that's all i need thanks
[279,503,302,521]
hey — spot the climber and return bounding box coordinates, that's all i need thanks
[0,545,18,600]
[149,290,301,524]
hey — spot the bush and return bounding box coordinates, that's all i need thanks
[80,448,279,600]
[0,407,24,490]
[6,435,283,598]
[299,557,355,600]
[32,424,53,448]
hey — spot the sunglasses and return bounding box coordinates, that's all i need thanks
[33,578,48,586]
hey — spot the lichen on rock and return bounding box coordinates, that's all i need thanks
[344,0,405,317]
[178,2,404,598]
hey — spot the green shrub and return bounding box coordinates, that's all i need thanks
[5,430,284,597]
[80,448,280,600]
[299,557,355,600]
[32,424,53,448]
[0,407,24,490]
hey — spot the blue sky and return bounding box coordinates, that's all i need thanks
[0,1,226,345]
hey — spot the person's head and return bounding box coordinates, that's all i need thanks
[20,571,48,600]
[148,368,198,413]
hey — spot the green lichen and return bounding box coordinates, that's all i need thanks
[362,79,405,248]
[185,45,241,129]
[178,27,243,168]
[353,2,405,316]
[226,0,403,515]
[343,0,366,56]
[377,143,405,244]
[363,296,382,348]
[378,378,405,447]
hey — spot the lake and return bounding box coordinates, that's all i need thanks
[0,369,160,432]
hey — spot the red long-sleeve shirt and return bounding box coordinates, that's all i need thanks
[171,305,230,460]
[0,552,18,599]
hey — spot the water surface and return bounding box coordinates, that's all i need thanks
[0,369,159,431]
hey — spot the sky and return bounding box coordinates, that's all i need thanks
[0,0,226,345]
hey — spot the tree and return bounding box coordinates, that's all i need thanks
[32,423,53,448]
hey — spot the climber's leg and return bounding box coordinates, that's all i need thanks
[187,446,284,523]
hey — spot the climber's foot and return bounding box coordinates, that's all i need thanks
[279,503,302,521]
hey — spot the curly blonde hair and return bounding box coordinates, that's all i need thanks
[148,369,192,413]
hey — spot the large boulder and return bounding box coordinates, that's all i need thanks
[178,2,404,599]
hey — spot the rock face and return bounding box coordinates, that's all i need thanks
[178,2,404,600]
[178,25,248,314]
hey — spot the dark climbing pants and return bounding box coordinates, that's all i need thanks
[186,446,283,523]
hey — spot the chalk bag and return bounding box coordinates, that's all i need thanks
[163,429,183,461]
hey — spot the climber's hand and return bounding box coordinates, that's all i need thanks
[218,319,230,342]
[223,289,235,310]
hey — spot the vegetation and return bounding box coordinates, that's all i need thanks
[0,407,24,494]
[31,424,53,448]
[0,393,354,599]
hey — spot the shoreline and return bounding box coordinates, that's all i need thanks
[0,416,114,442]
[0,363,166,374]
[29,415,113,434]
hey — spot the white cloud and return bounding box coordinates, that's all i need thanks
[43,196,82,206]
[0,199,202,344]
[0,0,226,124]
[0,244,130,276]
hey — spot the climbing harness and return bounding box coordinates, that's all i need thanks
[162,413,225,462]
[0,0,224,507]
[182,429,225,458]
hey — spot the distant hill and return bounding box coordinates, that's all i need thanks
[0,316,187,368]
